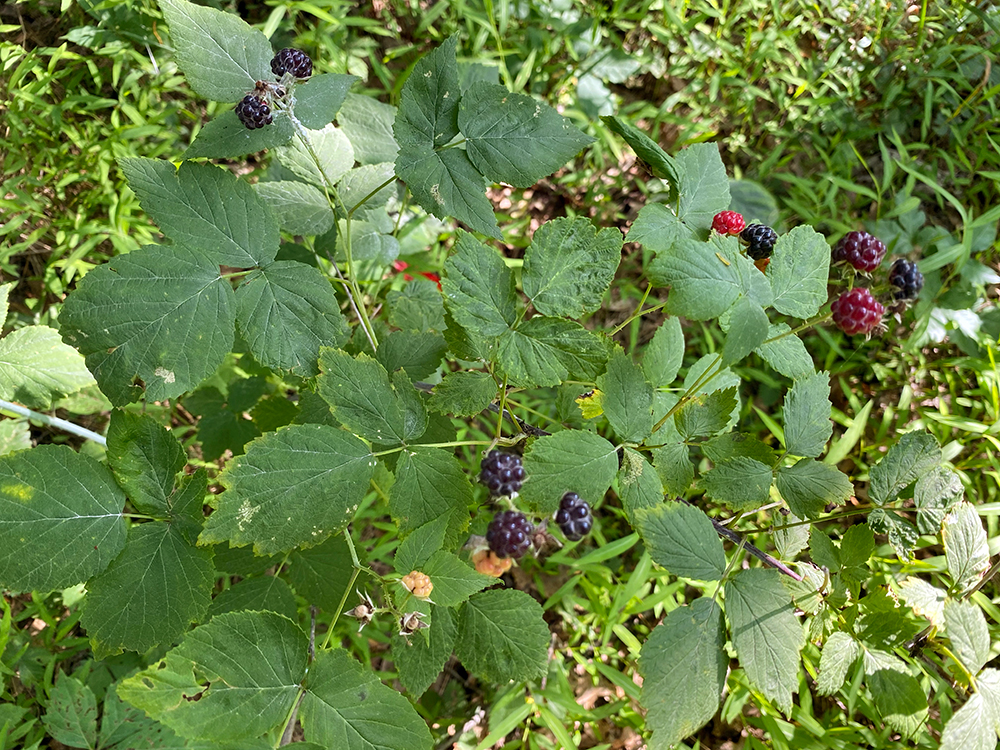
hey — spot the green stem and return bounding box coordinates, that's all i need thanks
[0,399,107,446]
[371,440,494,457]
[649,354,723,435]
[495,374,510,440]
[758,312,833,346]
[346,177,396,219]
[610,295,663,336]
[319,531,364,652]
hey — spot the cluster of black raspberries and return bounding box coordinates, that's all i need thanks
[234,48,313,130]
[479,450,593,559]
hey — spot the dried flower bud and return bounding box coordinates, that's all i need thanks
[471,549,513,577]
[399,611,429,639]
[401,571,434,599]
[347,590,376,632]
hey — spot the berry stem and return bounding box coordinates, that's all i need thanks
[649,354,724,435]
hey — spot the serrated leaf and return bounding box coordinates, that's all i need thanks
[651,440,694,497]
[255,181,336,236]
[82,522,214,653]
[642,317,684,388]
[0,418,31,456]
[597,350,653,442]
[118,611,307,740]
[199,424,374,555]
[119,158,278,267]
[601,115,682,196]
[773,514,810,561]
[868,508,920,562]
[914,466,964,534]
[159,0,272,102]
[648,237,746,320]
[393,606,457,696]
[0,282,10,325]
[522,217,622,318]
[618,448,664,523]
[389,447,472,543]
[376,331,447,381]
[702,432,776,465]
[316,349,407,444]
[944,599,990,677]
[775,459,853,519]
[633,501,726,581]
[497,317,607,388]
[520,430,618,514]
[396,516,450,574]
[675,386,738,439]
[768,225,831,319]
[459,82,594,187]
[428,371,495,417]
[388,278,446,333]
[898,577,947,627]
[286,533,356,613]
[455,589,549,683]
[44,676,98,750]
[421,550,492,607]
[627,202,695,253]
[441,232,516,338]
[208,575,297,620]
[275,124,354,188]
[0,445,126,592]
[338,93,398,165]
[870,431,941,506]
[236,261,349,377]
[183,109,295,159]
[839,524,875,585]
[337,162,397,213]
[944,503,990,595]
[106,411,185,516]
[816,631,860,695]
[0,325,95,410]
[941,669,1000,750]
[700,456,773,511]
[674,142,730,230]
[868,668,927,737]
[294,74,358,130]
[784,371,832,458]
[725,568,802,712]
[394,36,460,148]
[754,323,814,378]
[99,689,186,749]
[721,297,769,366]
[60,244,235,406]
[640,598,726,749]
[392,369,429,443]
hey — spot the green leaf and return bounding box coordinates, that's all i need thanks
[388,278,445,333]
[754,323,815,379]
[783,371,832,458]
[236,261,349,377]
[158,0,272,102]
[597,350,653,442]
[721,297,769,366]
[675,386,738,439]
[81,522,214,653]
[294,74,358,130]
[521,217,622,318]
[459,82,594,187]
[316,349,407,444]
[119,158,278,267]
[106,410,186,516]
[421,550,493,607]
[725,568,803,713]
[601,115,682,196]
[393,370,429,443]
[395,516,450,573]
[869,431,941,506]
[0,282,10,325]
[208,575,297,620]
[0,325,94,410]
[212,542,280,577]
[376,331,448,381]
[99,690,187,749]
[0,418,30,456]
[428,371,495,417]
[674,143,730,230]
[914,467,964,535]
[768,225,831,319]
[183,109,295,159]
[0,445,126,592]
[899,577,947,627]
[940,669,1000,750]
[649,237,759,320]
[520,430,619,514]
[944,599,990,677]
[199,424,374,555]
[868,668,927,737]
[389,447,472,543]
[393,607,457,696]
[633,501,726,581]
[627,203,695,253]
[944,503,990,595]
[255,181,336,236]
[455,589,549,683]
[44,676,98,750]
[441,232,516,338]
[301,648,432,750]
[338,93,398,165]
[288,533,357,613]
[700,456,773,512]
[839,524,875,585]
[639,598,727,749]
[775,459,853,519]
[337,162,397,214]
[642,317,684,388]
[702,432,776,466]
[773,513,810,561]
[618,448,665,524]
[729,178,780,227]
[496,317,607,388]
[275,124,354,188]
[394,36,460,148]
[118,611,307,740]
[651,440,694,497]
[816,631,861,695]
[60,244,235,406]
[868,508,920,562]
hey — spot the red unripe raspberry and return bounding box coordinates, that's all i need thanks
[832,231,887,273]
[831,288,885,335]
[712,211,746,236]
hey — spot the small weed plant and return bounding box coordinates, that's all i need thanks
[0,2,998,749]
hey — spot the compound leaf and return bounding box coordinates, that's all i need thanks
[597,349,653,443]
[455,589,549,683]
[943,503,990,595]
[496,317,607,388]
[441,232,516,339]
[388,447,472,544]
[0,325,94,410]
[106,411,185,517]
[700,456,773,512]
[633,501,726,581]
[869,431,940,506]
[674,143,730,231]
[316,349,406,445]
[783,371,832,458]
[776,459,853,519]
[768,225,831,319]
[520,430,618,514]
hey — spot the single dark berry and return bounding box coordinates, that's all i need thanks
[741,224,778,260]
[554,492,592,541]
[271,48,313,79]
[831,287,885,335]
[832,231,886,273]
[479,450,526,498]
[888,258,924,301]
[486,510,534,559]
[235,95,272,130]
[712,211,746,236]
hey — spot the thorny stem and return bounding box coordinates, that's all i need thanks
[0,399,107,446]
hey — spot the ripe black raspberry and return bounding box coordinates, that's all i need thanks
[271,48,313,79]
[486,510,533,559]
[235,95,272,130]
[831,287,885,335]
[832,231,886,273]
[741,224,778,261]
[888,258,924,301]
[555,492,592,541]
[479,450,525,498]
[712,211,746,236]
